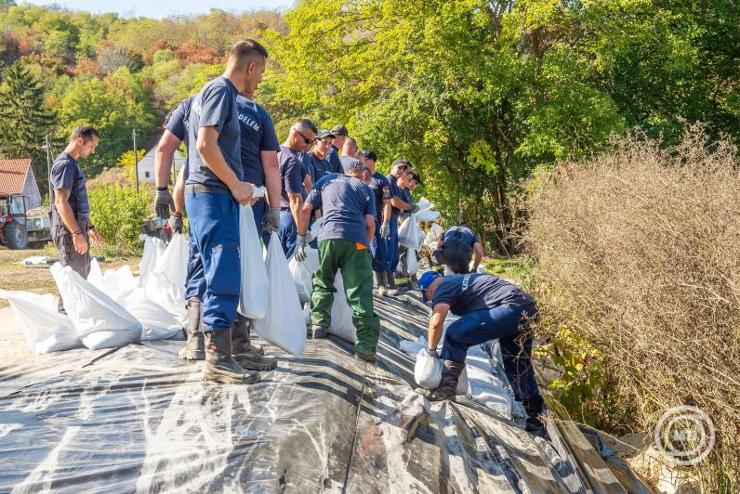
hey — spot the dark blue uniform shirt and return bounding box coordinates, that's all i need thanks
[432,274,535,316]
[387,174,404,219]
[278,145,306,208]
[51,152,89,223]
[185,76,242,190]
[443,226,479,247]
[307,173,376,248]
[328,148,344,175]
[369,171,391,221]
[163,96,192,180]
[236,96,280,187]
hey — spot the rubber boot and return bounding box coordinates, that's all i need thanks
[307,324,328,339]
[203,329,260,384]
[425,361,466,401]
[179,298,205,361]
[245,319,265,355]
[374,271,387,296]
[355,348,377,363]
[385,272,401,296]
[523,397,547,437]
[231,319,276,371]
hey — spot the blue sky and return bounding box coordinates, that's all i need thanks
[22,0,294,18]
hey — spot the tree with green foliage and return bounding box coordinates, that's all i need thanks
[0,63,57,195]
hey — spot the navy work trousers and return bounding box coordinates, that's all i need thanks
[442,303,541,403]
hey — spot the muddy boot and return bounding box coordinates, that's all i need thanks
[386,272,401,296]
[355,348,377,363]
[307,324,328,339]
[203,329,260,384]
[179,298,205,361]
[245,319,265,355]
[523,397,547,437]
[374,271,387,296]
[425,361,466,401]
[232,319,276,371]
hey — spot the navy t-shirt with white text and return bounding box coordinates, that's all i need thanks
[432,274,534,316]
[236,96,280,187]
[185,76,242,191]
[307,173,376,247]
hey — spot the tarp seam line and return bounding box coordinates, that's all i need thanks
[341,379,367,493]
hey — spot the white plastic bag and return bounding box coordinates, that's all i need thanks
[414,349,468,394]
[51,263,142,349]
[407,248,419,275]
[0,290,80,355]
[328,272,357,344]
[288,247,319,302]
[414,197,440,222]
[398,213,422,250]
[252,232,306,356]
[145,233,188,325]
[139,236,166,286]
[121,289,183,341]
[237,205,269,319]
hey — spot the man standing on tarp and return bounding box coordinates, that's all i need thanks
[294,161,380,362]
[51,125,104,313]
[385,160,416,295]
[183,40,266,384]
[434,225,484,274]
[417,271,546,435]
[361,151,393,295]
[397,170,421,287]
[278,119,317,259]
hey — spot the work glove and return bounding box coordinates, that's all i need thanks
[411,204,420,214]
[168,213,183,234]
[154,188,174,220]
[424,348,438,358]
[265,207,281,233]
[380,221,391,239]
[294,234,308,262]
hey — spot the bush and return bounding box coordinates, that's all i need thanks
[88,185,149,256]
[525,127,739,491]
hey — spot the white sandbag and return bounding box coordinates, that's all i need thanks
[407,248,419,275]
[98,265,138,302]
[288,247,319,302]
[121,289,183,341]
[328,272,357,344]
[398,213,423,249]
[88,257,103,288]
[414,197,439,222]
[0,290,80,355]
[252,232,306,356]
[424,223,444,247]
[237,205,269,319]
[50,263,142,349]
[145,233,188,325]
[414,349,443,389]
[139,236,166,286]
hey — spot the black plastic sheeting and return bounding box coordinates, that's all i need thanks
[0,293,649,493]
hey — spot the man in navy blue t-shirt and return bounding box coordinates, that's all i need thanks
[360,151,394,295]
[183,40,269,385]
[51,125,103,313]
[278,118,317,258]
[384,159,416,295]
[417,271,545,434]
[434,225,485,274]
[294,161,380,362]
[304,129,340,183]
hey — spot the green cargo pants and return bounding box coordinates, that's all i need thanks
[310,239,380,355]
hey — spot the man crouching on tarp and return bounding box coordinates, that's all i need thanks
[417,271,546,434]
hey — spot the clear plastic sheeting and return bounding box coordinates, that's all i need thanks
[0,290,647,493]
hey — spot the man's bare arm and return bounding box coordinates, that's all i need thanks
[288,191,303,226]
[260,150,281,208]
[390,196,412,210]
[297,202,313,236]
[173,166,185,214]
[428,303,451,350]
[155,130,181,188]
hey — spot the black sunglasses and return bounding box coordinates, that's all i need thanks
[295,128,315,145]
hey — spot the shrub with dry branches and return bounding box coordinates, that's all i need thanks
[525,127,739,490]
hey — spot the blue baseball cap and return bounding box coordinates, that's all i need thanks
[417,271,442,302]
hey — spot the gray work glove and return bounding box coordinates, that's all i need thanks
[424,348,438,358]
[168,213,183,234]
[380,221,391,239]
[265,207,281,233]
[154,189,174,220]
[411,204,420,214]
[294,234,308,262]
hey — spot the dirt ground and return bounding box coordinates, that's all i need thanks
[0,246,141,365]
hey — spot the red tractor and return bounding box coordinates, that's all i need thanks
[0,192,29,249]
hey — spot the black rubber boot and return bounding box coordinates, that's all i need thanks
[425,361,466,401]
[179,298,205,361]
[374,271,387,296]
[231,319,276,371]
[307,324,328,339]
[385,272,401,296]
[523,397,547,437]
[203,329,260,384]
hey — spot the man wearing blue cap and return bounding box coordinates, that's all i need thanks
[417,271,545,433]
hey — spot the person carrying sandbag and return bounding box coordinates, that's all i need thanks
[416,271,546,435]
[294,161,381,363]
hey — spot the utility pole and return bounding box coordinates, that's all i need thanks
[133,129,139,192]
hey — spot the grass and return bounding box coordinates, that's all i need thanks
[482,256,534,288]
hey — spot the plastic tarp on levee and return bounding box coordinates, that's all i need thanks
[0,290,648,493]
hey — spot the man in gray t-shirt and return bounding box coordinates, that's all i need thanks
[294,161,381,363]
